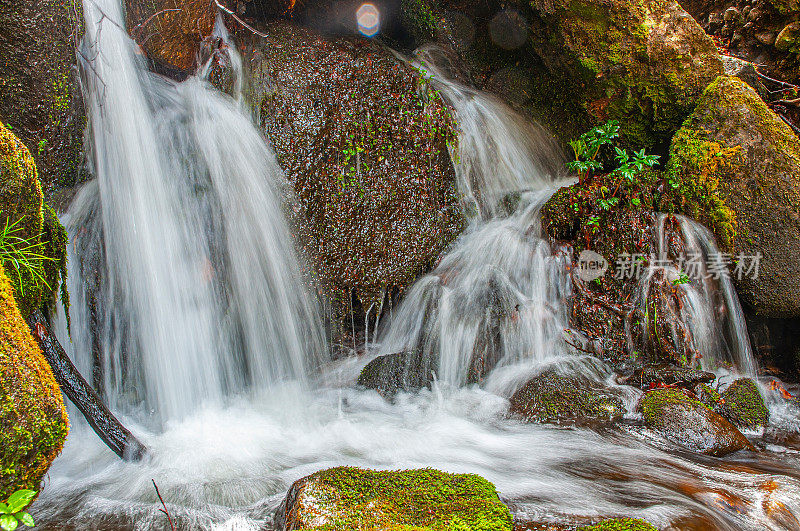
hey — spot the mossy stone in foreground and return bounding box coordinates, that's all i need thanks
[579,518,658,530]
[279,466,513,531]
[0,268,68,500]
[719,378,769,430]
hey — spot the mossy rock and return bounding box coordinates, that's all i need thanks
[619,365,715,390]
[641,388,754,456]
[668,75,800,317]
[240,23,464,323]
[0,267,68,500]
[277,466,513,531]
[0,0,86,193]
[0,123,69,318]
[125,0,215,73]
[579,518,658,531]
[719,378,769,430]
[509,371,625,425]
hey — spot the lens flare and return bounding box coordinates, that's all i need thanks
[357,3,380,37]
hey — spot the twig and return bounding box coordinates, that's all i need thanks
[774,98,800,107]
[212,0,270,38]
[131,8,182,37]
[152,480,176,531]
[754,66,800,90]
[777,113,800,135]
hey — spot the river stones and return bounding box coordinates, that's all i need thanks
[509,371,625,426]
[276,466,513,531]
[641,388,755,456]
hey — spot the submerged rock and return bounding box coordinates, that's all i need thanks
[668,75,800,317]
[357,351,434,397]
[240,23,464,321]
[619,365,715,390]
[276,466,513,530]
[0,0,86,192]
[509,371,625,426]
[0,268,68,499]
[719,378,770,430]
[641,388,754,456]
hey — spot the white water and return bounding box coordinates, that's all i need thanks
[75,0,325,423]
[32,7,800,530]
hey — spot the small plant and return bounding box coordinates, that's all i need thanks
[0,215,53,296]
[614,147,660,185]
[567,120,620,184]
[0,489,36,530]
[672,271,690,286]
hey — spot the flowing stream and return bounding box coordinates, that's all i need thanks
[31,1,800,529]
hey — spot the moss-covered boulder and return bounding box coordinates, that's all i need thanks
[579,518,658,531]
[668,75,800,317]
[125,0,215,73]
[239,23,463,324]
[276,467,513,530]
[719,378,770,430]
[509,371,625,425]
[0,123,69,318]
[0,0,85,192]
[641,388,754,456]
[0,268,68,500]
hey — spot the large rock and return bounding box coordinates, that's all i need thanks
[240,23,463,316]
[0,123,69,318]
[509,371,625,425]
[276,466,513,530]
[0,0,86,193]
[125,0,215,73]
[0,268,68,500]
[719,378,770,430]
[402,0,722,148]
[641,388,754,456]
[668,75,800,317]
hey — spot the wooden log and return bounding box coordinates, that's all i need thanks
[27,310,147,461]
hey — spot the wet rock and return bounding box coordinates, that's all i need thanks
[276,466,513,531]
[357,351,434,397]
[0,267,68,500]
[125,0,215,73]
[578,518,658,530]
[619,365,715,390]
[719,378,770,429]
[775,22,800,52]
[641,388,755,456]
[668,75,800,317]
[724,6,741,21]
[509,371,625,426]
[240,23,463,322]
[0,124,69,317]
[721,56,765,96]
[755,30,777,45]
[0,0,86,193]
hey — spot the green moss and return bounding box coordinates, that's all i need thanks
[288,467,513,531]
[0,268,68,500]
[720,378,769,429]
[401,0,440,43]
[641,388,709,428]
[579,518,658,530]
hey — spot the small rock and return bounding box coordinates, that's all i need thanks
[775,22,800,52]
[276,467,514,531]
[755,31,777,45]
[510,371,625,426]
[641,388,755,456]
[619,365,715,390]
[724,7,741,21]
[357,351,434,397]
[719,378,770,429]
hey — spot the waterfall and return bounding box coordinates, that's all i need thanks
[375,47,573,387]
[629,214,757,375]
[71,0,326,422]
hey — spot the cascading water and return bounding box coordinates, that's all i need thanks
[74,0,325,423]
[32,15,800,531]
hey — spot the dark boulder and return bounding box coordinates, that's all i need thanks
[357,351,434,397]
[509,371,625,426]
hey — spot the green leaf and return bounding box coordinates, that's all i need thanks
[0,515,17,531]
[0,503,7,515]
[15,512,33,527]
[6,491,35,513]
